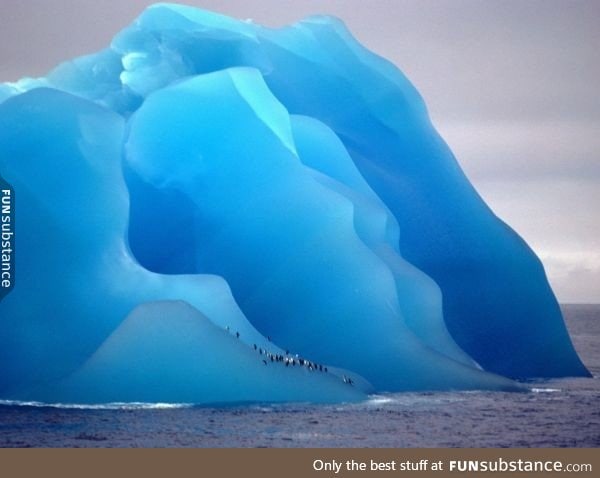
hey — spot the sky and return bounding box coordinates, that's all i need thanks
[1,0,598,303]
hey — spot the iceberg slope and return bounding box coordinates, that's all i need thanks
[255,17,589,379]
[50,301,366,405]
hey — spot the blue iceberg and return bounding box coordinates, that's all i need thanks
[0,3,589,405]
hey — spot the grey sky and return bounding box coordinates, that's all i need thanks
[1,0,598,303]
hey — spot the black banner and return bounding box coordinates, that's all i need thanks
[0,173,14,301]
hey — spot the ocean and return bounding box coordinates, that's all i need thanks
[1,304,598,448]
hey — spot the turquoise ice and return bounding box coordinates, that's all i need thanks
[0,3,588,404]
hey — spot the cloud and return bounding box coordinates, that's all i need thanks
[387,0,600,123]
[436,119,600,181]
[541,252,600,304]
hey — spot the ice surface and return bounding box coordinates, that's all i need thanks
[0,3,588,404]
[48,301,367,405]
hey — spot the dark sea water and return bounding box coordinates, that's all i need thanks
[1,304,598,448]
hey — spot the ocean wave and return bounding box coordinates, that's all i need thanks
[530,388,562,393]
[0,400,194,410]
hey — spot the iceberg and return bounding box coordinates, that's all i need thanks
[0,3,588,404]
